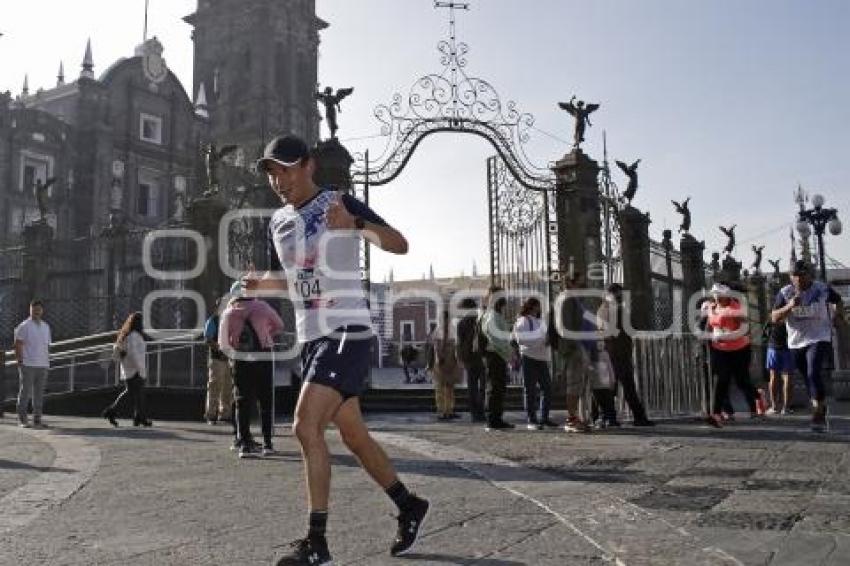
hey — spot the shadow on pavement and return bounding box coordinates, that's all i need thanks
[0,458,77,473]
[604,418,850,444]
[42,427,215,443]
[402,553,526,565]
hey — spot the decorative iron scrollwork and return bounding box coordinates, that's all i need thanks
[352,23,554,191]
[493,158,544,236]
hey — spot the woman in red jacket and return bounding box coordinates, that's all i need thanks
[705,283,758,427]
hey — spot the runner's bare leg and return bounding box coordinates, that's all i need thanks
[333,396,398,488]
[293,383,344,510]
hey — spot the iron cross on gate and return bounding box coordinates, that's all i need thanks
[434,1,470,37]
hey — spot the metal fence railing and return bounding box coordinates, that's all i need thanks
[2,332,305,407]
[631,334,714,418]
[2,330,731,422]
[2,334,208,404]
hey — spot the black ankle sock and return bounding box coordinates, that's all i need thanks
[386,480,412,511]
[307,510,328,540]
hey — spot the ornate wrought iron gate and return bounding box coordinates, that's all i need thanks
[350,8,557,298]
[486,155,553,302]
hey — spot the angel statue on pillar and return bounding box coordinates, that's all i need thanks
[316,85,354,139]
[719,224,737,255]
[558,96,599,148]
[671,197,691,233]
[751,245,765,273]
[615,158,641,204]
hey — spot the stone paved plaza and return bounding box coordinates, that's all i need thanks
[1,409,849,565]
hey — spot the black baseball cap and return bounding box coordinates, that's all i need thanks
[792,260,812,275]
[256,135,309,172]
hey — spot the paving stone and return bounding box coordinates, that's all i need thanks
[741,478,823,491]
[0,424,56,500]
[750,469,825,482]
[713,490,811,514]
[770,530,850,565]
[695,511,803,531]
[629,485,731,512]
[679,467,757,478]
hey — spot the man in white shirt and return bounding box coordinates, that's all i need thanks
[14,300,52,428]
[772,260,844,432]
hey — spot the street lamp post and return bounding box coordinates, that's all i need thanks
[796,193,843,281]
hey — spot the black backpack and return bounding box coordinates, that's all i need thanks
[235,319,262,354]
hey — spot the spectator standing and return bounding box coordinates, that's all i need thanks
[428,309,462,420]
[219,280,284,458]
[596,284,654,426]
[203,297,234,425]
[456,298,486,422]
[513,297,556,430]
[14,300,52,428]
[557,274,595,433]
[480,286,514,430]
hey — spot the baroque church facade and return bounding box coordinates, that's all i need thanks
[0,0,326,345]
[0,0,325,244]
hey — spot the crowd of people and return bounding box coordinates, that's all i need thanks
[425,280,655,433]
[422,259,844,435]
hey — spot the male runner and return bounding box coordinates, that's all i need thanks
[772,260,844,432]
[253,135,429,566]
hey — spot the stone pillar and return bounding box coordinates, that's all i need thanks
[188,197,230,314]
[21,221,54,305]
[618,205,652,330]
[709,252,721,282]
[680,234,706,331]
[550,148,602,287]
[748,273,769,381]
[312,138,354,193]
[719,255,742,283]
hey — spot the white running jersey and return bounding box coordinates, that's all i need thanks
[268,189,385,342]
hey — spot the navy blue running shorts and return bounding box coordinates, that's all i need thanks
[301,325,372,399]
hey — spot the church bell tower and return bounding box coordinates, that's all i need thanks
[185,0,327,157]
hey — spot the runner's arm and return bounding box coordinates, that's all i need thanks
[771,292,796,323]
[335,194,409,254]
[358,220,408,254]
[251,271,288,292]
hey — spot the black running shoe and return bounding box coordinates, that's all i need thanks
[485,420,515,431]
[102,409,118,427]
[390,495,430,556]
[275,537,332,565]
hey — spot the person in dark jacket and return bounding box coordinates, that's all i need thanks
[456,297,486,422]
[219,281,285,458]
[596,284,654,426]
[480,286,514,430]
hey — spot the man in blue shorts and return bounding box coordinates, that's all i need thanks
[763,320,794,414]
[252,135,429,566]
[772,260,844,432]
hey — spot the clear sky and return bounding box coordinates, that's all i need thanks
[2,0,848,282]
